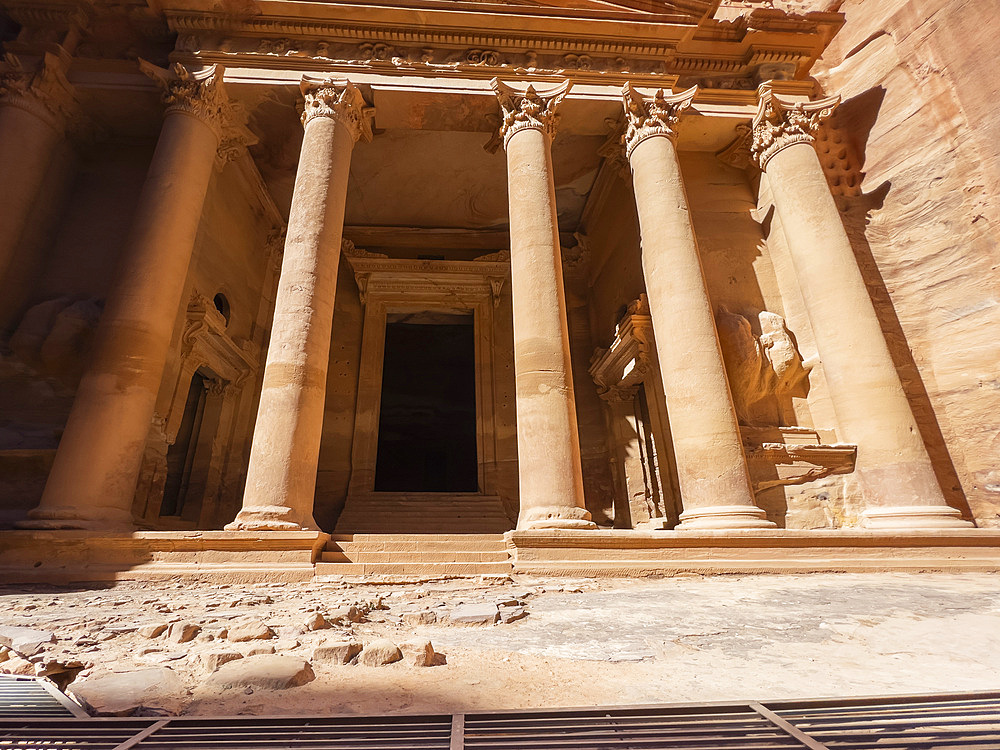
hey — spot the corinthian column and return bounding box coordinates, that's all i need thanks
[751,84,970,529]
[491,79,595,530]
[0,53,78,280]
[622,83,772,529]
[227,77,372,531]
[21,63,250,530]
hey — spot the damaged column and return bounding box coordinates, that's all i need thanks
[491,79,595,530]
[21,64,250,530]
[751,84,970,529]
[227,77,372,531]
[622,83,773,529]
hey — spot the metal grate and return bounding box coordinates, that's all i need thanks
[0,690,996,749]
[0,675,87,718]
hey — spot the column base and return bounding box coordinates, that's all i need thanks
[225,505,318,532]
[16,506,135,532]
[518,505,597,530]
[677,505,776,530]
[862,506,974,530]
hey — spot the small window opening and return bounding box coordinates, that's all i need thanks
[213,293,231,326]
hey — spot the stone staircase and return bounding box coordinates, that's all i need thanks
[333,493,513,535]
[315,533,512,577]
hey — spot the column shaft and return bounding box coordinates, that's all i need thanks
[22,99,221,529]
[494,79,594,530]
[624,84,772,529]
[760,102,970,528]
[228,78,368,531]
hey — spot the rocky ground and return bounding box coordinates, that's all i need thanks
[1,572,998,717]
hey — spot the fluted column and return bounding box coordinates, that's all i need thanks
[0,53,77,280]
[227,77,372,531]
[751,84,970,529]
[622,83,773,529]
[21,63,250,530]
[491,79,595,530]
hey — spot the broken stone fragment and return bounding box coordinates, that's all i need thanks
[358,639,402,666]
[0,625,56,657]
[311,640,362,664]
[226,618,274,642]
[304,612,329,631]
[449,603,499,625]
[398,640,436,667]
[241,643,277,657]
[499,606,528,624]
[402,610,438,626]
[326,605,363,625]
[0,656,35,675]
[198,650,243,672]
[137,623,167,639]
[167,622,201,644]
[206,655,315,690]
[70,667,186,716]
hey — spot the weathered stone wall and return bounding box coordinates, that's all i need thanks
[781,0,1000,526]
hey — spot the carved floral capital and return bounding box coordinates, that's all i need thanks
[490,78,570,149]
[300,76,374,142]
[750,83,840,171]
[0,52,80,135]
[621,83,698,158]
[140,61,255,155]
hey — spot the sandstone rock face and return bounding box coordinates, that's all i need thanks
[764,0,1000,526]
[70,667,186,716]
[206,655,315,690]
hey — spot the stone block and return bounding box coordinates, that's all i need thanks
[167,622,200,644]
[358,639,402,666]
[226,618,274,642]
[206,655,315,690]
[399,640,435,667]
[312,640,361,664]
[70,667,186,716]
[449,603,498,625]
[0,625,55,656]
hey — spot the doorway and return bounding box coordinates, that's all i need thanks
[374,312,478,492]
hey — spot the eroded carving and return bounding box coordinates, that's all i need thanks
[0,52,79,134]
[750,83,840,170]
[716,307,809,425]
[621,82,698,158]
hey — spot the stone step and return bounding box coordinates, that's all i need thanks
[329,533,507,543]
[320,550,510,563]
[331,541,508,554]
[315,561,513,577]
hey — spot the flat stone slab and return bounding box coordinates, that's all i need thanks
[206,654,315,690]
[0,625,55,656]
[449,603,499,625]
[70,667,185,716]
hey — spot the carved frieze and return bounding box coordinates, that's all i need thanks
[300,76,374,142]
[590,294,655,402]
[181,293,258,389]
[0,52,80,135]
[489,78,570,149]
[750,83,840,170]
[621,83,698,158]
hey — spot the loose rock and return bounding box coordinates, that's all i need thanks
[206,655,315,690]
[402,610,438,626]
[358,639,402,666]
[167,622,200,644]
[312,640,361,664]
[137,624,167,639]
[304,612,329,631]
[399,640,436,667]
[0,625,55,657]
[198,650,243,672]
[227,618,274,643]
[70,667,186,716]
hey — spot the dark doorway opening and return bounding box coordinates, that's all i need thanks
[374,312,478,492]
[161,371,207,516]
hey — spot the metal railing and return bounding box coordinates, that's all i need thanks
[0,683,996,749]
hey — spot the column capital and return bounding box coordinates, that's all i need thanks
[0,52,80,134]
[300,76,374,142]
[621,83,698,158]
[490,78,570,149]
[750,83,840,171]
[140,61,253,151]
